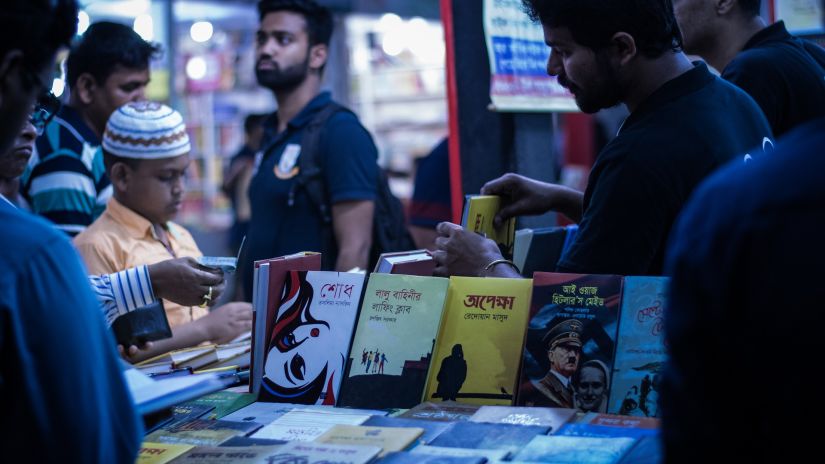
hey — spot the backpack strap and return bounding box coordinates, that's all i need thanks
[289,101,352,269]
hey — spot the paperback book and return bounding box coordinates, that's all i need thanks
[423,276,532,405]
[608,276,668,417]
[460,195,516,260]
[339,273,449,409]
[518,272,623,412]
[259,271,365,405]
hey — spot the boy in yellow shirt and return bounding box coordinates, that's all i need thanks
[75,101,252,362]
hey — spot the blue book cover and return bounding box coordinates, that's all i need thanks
[379,452,485,464]
[429,421,549,455]
[364,416,451,445]
[608,277,668,417]
[555,423,659,439]
[616,435,662,464]
[513,435,637,464]
[219,436,288,447]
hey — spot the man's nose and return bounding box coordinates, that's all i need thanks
[546,51,562,76]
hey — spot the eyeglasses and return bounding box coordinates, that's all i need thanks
[30,91,62,136]
[21,68,61,136]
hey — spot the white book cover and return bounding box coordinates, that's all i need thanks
[260,271,366,405]
[250,409,371,442]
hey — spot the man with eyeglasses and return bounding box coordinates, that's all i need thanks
[0,1,142,461]
[21,21,158,236]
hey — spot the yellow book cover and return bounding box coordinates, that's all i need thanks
[424,276,533,406]
[137,442,194,464]
[461,195,516,260]
[314,425,423,457]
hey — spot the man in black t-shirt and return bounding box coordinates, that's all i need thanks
[432,0,772,278]
[673,0,825,137]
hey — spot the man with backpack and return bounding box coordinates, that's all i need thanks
[241,0,405,299]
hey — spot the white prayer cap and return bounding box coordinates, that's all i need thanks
[102,101,190,159]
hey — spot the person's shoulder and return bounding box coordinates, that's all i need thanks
[0,206,75,270]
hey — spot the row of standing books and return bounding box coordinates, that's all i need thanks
[138,398,661,464]
[244,250,666,419]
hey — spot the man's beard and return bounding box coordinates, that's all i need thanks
[256,54,310,93]
[561,54,623,114]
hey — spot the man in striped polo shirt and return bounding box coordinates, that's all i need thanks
[21,21,159,235]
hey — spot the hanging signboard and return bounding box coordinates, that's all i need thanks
[482,0,577,112]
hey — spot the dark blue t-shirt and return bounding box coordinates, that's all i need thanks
[409,138,452,228]
[661,117,825,462]
[241,92,378,298]
[0,200,142,461]
[723,21,825,137]
[557,63,773,276]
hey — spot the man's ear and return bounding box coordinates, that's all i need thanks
[610,32,638,67]
[74,73,99,106]
[0,50,26,108]
[109,162,132,193]
[308,44,328,73]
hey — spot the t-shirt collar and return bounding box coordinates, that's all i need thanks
[620,62,714,134]
[264,91,332,135]
[742,21,791,52]
[105,196,166,240]
[55,104,101,144]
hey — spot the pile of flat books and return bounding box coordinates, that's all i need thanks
[137,400,661,463]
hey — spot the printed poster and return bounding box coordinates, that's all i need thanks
[483,0,577,112]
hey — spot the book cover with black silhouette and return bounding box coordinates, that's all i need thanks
[259,271,365,405]
[517,273,623,413]
[423,276,533,406]
[608,276,668,417]
[338,273,449,409]
[428,421,549,455]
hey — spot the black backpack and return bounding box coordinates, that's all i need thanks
[290,101,415,270]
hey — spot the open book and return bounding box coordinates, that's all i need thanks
[123,366,234,416]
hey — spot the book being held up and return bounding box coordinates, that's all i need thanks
[460,195,516,260]
[373,250,436,276]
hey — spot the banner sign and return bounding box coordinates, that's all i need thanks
[483,0,577,112]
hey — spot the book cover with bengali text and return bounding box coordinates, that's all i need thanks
[259,271,365,405]
[608,276,668,417]
[314,425,423,457]
[461,195,516,260]
[423,276,532,406]
[518,273,622,413]
[339,274,449,409]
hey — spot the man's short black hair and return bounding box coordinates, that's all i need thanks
[66,21,161,88]
[522,0,683,58]
[258,0,334,47]
[739,0,762,16]
[0,0,78,85]
[244,114,267,134]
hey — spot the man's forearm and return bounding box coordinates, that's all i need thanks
[335,243,370,271]
[550,185,585,223]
